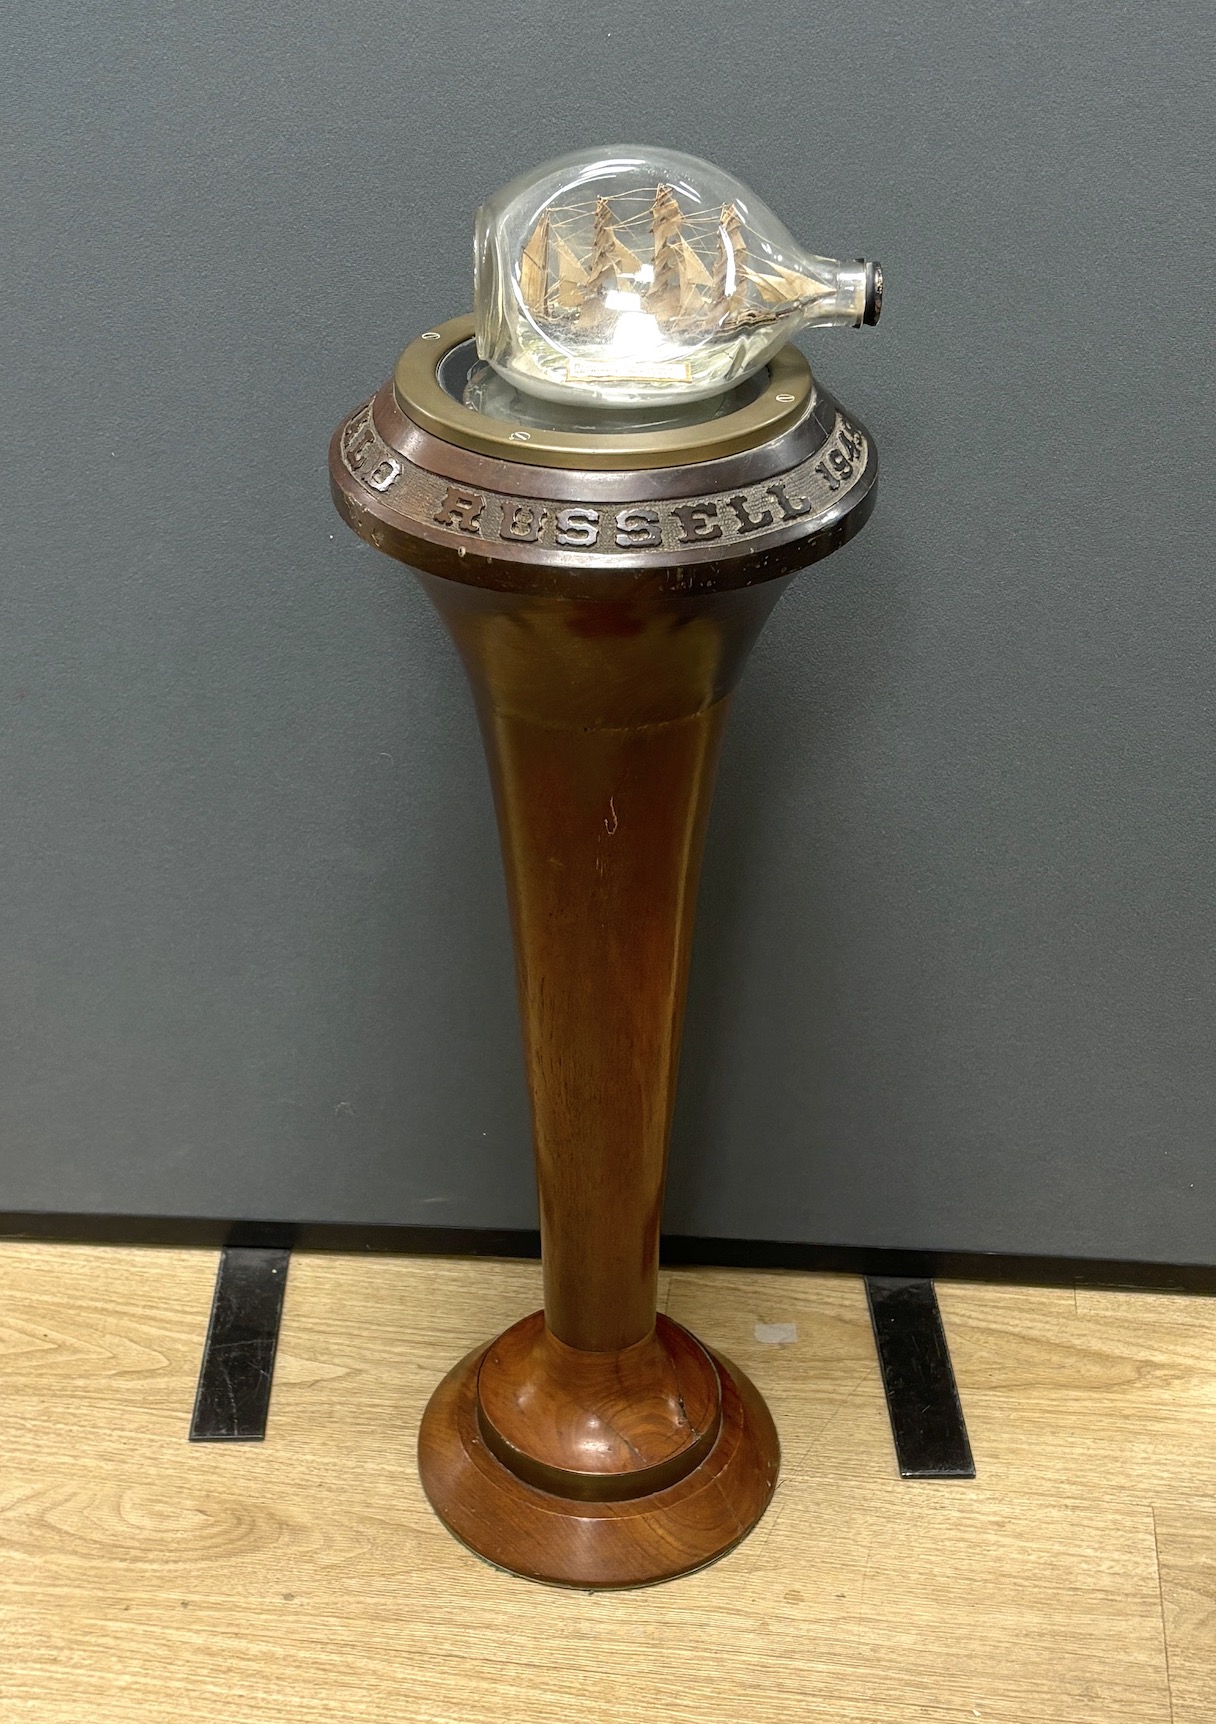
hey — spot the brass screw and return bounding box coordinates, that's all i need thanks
[422,331,442,342]
[775,392,796,404]
[510,431,532,442]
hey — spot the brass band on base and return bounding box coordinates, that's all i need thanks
[392,315,814,470]
[333,354,876,595]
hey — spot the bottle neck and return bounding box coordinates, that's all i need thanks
[799,257,871,329]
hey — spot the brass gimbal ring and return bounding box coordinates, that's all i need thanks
[392,316,813,471]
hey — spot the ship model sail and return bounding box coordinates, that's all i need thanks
[518,185,829,339]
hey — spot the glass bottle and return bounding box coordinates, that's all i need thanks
[475,145,882,409]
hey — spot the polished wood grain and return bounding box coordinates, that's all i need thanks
[418,1328,778,1587]
[413,574,787,1582]
[474,1311,722,1495]
[4,1243,1215,1722]
[422,576,786,1352]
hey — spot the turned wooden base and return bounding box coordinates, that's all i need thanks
[418,1313,780,1589]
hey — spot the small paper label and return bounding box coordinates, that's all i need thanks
[754,1322,798,1345]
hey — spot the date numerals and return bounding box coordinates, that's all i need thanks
[813,421,866,494]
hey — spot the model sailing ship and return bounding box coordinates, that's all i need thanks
[518,185,834,340]
[477,148,878,404]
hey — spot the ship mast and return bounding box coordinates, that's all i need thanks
[551,233,588,310]
[645,183,686,322]
[580,196,639,330]
[520,209,552,318]
[711,202,749,316]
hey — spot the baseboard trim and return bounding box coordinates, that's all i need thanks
[1,1212,1213,1293]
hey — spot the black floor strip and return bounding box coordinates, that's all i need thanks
[865,1275,976,1479]
[189,1229,293,1442]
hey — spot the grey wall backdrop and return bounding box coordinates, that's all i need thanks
[3,2,1213,1259]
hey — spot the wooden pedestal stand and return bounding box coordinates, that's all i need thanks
[330,318,877,1587]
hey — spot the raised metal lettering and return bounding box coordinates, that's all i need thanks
[671,502,722,545]
[555,507,601,548]
[343,415,375,470]
[725,494,774,534]
[767,480,814,522]
[367,458,401,492]
[614,508,662,549]
[501,503,546,543]
[433,487,486,533]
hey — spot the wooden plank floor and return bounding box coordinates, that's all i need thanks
[0,1243,1213,1722]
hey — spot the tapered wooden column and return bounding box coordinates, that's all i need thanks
[329,316,878,1586]
[426,580,781,1353]
[410,582,786,1580]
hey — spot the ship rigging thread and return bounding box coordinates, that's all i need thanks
[517,185,828,337]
